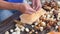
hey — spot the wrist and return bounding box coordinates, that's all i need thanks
[15,3,25,13]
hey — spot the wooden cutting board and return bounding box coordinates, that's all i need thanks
[20,8,46,24]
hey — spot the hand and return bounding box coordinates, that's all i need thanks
[32,0,42,11]
[18,3,36,14]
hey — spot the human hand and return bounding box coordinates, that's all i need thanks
[17,3,36,14]
[32,0,42,11]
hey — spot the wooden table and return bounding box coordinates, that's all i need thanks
[0,11,21,34]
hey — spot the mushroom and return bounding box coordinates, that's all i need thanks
[55,25,58,30]
[10,29,14,33]
[40,27,44,31]
[25,28,30,32]
[35,31,38,34]
[57,13,60,20]
[15,25,21,34]
[12,32,16,34]
[5,31,9,34]
[40,22,46,27]
[29,29,35,34]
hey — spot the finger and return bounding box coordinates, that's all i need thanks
[25,11,33,14]
[35,6,39,11]
[28,8,36,13]
[32,0,35,6]
[36,6,41,11]
[35,2,40,10]
[24,7,36,14]
[32,0,36,9]
[25,8,36,14]
[35,1,42,11]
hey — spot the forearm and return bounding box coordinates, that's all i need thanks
[0,1,21,10]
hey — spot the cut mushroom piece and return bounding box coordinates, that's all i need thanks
[57,21,60,26]
[20,27,25,32]
[5,31,9,34]
[40,27,44,31]
[10,29,14,33]
[15,26,21,34]
[50,17,54,21]
[15,25,21,32]
[31,25,35,27]
[34,22,38,26]
[43,15,47,18]
[47,14,51,19]
[16,30,20,34]
[12,32,16,34]
[41,22,46,26]
[31,29,35,32]
[57,13,60,20]
[55,25,58,30]
[35,31,38,34]
[25,28,29,32]
[29,31,32,34]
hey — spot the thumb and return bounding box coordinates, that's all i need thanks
[28,7,36,13]
[25,8,36,14]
